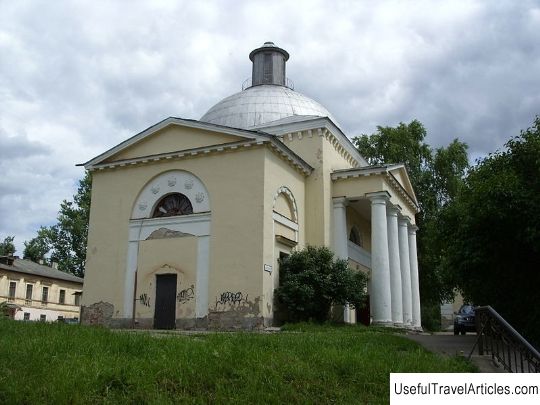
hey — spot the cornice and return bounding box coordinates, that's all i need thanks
[80,116,274,169]
[331,167,419,213]
[259,117,368,167]
[86,139,313,176]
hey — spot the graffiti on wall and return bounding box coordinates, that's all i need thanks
[213,291,260,315]
[215,291,248,309]
[217,291,246,305]
[177,285,195,304]
[139,293,151,307]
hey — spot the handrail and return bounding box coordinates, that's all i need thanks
[241,77,295,91]
[474,306,540,372]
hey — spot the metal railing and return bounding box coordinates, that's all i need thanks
[473,306,540,372]
[241,77,295,91]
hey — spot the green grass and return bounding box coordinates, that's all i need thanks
[0,320,475,404]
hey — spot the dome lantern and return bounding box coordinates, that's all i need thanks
[248,42,289,87]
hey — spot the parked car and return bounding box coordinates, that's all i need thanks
[454,304,476,335]
[57,317,79,325]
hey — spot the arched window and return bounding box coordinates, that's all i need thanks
[349,226,362,247]
[152,193,193,218]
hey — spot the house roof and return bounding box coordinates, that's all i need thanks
[0,258,84,284]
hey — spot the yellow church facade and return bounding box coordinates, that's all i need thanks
[81,43,421,330]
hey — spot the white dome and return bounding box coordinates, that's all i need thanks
[200,85,337,130]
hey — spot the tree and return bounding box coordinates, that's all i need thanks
[353,120,469,328]
[438,117,540,347]
[24,172,92,277]
[0,236,16,256]
[23,228,51,263]
[275,246,367,322]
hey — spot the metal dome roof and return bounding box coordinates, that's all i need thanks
[200,84,337,130]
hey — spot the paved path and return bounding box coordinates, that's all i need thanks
[405,332,506,373]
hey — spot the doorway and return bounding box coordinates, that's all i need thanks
[154,274,177,329]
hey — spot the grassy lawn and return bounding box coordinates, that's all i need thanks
[0,320,475,404]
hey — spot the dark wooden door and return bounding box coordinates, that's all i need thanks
[154,274,177,329]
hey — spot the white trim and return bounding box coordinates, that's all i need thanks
[196,236,210,318]
[347,241,371,268]
[129,213,211,241]
[272,212,299,231]
[123,213,212,318]
[131,170,210,220]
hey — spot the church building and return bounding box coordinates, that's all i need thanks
[80,42,421,330]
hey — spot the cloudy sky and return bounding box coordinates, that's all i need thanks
[1,0,539,255]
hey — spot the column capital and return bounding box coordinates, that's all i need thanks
[332,196,348,208]
[366,191,391,204]
[398,215,411,226]
[408,224,419,234]
[386,205,401,217]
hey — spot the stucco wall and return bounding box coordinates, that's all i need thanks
[108,126,246,162]
[0,270,82,320]
[262,148,306,323]
[83,140,267,328]
[281,130,355,247]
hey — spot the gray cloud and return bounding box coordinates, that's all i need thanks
[0,131,51,160]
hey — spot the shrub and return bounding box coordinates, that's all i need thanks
[275,246,367,322]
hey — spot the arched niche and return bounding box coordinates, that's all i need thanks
[131,170,210,219]
[272,186,298,224]
[272,186,299,245]
[124,170,211,321]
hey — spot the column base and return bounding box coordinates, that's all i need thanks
[393,322,404,328]
[371,320,394,327]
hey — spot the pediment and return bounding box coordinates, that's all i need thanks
[386,165,417,204]
[105,125,246,163]
[82,117,271,168]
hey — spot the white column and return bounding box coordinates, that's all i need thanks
[398,217,413,327]
[387,207,403,326]
[369,192,392,326]
[408,225,422,330]
[332,197,351,323]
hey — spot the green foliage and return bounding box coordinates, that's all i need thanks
[0,320,475,404]
[24,172,92,277]
[23,228,51,263]
[438,117,540,347]
[275,246,367,322]
[420,303,442,332]
[0,236,16,256]
[354,121,469,305]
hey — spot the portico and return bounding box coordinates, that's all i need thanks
[331,164,421,329]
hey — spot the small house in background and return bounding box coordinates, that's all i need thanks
[0,256,83,322]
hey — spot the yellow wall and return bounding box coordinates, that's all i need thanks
[108,125,248,162]
[281,131,355,247]
[262,148,306,320]
[84,122,419,328]
[84,146,267,321]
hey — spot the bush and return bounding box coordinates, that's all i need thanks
[420,303,441,332]
[275,246,367,322]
